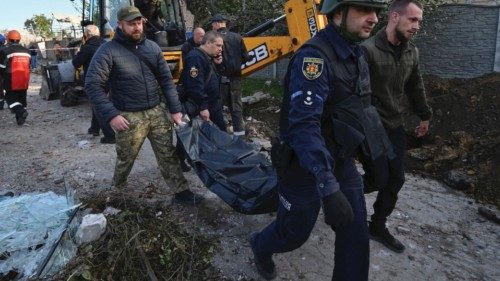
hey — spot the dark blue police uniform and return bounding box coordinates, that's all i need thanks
[181,48,226,131]
[252,24,370,280]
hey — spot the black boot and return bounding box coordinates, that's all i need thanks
[100,136,116,144]
[174,190,204,206]
[16,110,28,126]
[249,232,277,280]
[369,222,405,253]
[0,100,4,110]
[179,160,191,172]
[87,127,100,136]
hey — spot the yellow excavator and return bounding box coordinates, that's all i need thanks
[97,0,328,81]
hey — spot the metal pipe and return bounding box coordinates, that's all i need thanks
[244,14,286,37]
[99,0,107,37]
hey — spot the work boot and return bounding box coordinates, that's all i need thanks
[369,222,405,253]
[100,137,116,144]
[0,100,4,110]
[174,190,204,206]
[180,160,191,172]
[16,110,28,126]
[87,127,100,136]
[249,232,277,280]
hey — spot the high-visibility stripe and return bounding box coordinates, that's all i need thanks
[0,64,5,68]
[6,53,31,59]
[9,102,22,108]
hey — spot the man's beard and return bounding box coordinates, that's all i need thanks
[395,28,410,43]
[124,30,142,42]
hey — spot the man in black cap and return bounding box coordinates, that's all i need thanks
[211,14,251,138]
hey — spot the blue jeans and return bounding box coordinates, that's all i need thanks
[30,55,37,69]
[254,158,369,281]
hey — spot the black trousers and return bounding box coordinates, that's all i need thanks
[5,90,28,116]
[360,126,406,225]
[220,76,244,133]
[0,79,4,102]
[90,106,115,139]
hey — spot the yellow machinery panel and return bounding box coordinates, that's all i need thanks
[160,0,328,80]
[163,50,183,83]
[241,0,327,77]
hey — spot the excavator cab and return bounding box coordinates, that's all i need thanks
[83,0,187,46]
[135,0,187,47]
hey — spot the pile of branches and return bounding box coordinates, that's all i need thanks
[54,193,221,281]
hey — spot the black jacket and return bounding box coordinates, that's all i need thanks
[181,48,219,110]
[181,37,199,61]
[85,28,182,123]
[216,27,250,77]
[72,36,105,80]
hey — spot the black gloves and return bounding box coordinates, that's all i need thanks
[322,190,354,230]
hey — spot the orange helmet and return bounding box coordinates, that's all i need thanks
[7,30,21,41]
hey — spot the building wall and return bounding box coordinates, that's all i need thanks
[415,4,500,78]
[250,4,500,80]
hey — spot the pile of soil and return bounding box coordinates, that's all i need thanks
[405,73,500,207]
[244,73,500,208]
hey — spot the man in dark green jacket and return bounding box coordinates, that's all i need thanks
[360,0,432,253]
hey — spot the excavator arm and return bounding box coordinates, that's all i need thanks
[89,0,327,82]
[241,0,327,76]
[165,0,328,80]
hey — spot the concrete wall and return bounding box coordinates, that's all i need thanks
[250,4,500,80]
[248,58,290,81]
[415,4,500,78]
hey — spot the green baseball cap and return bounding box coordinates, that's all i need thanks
[117,6,143,21]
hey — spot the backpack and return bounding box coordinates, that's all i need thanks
[9,53,31,91]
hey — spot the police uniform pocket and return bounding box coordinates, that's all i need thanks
[278,194,321,243]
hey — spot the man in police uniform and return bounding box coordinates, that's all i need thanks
[249,0,389,280]
[211,14,251,137]
[180,31,226,131]
[360,0,432,253]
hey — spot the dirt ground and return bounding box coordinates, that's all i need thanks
[405,74,500,208]
[0,74,499,281]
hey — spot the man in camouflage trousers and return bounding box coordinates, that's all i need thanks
[85,6,204,205]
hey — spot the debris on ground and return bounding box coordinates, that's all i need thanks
[241,91,271,105]
[54,193,224,281]
[0,192,80,280]
[405,73,500,207]
[75,213,107,245]
[478,206,500,224]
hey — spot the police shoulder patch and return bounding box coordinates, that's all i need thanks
[302,57,324,80]
[189,67,198,78]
